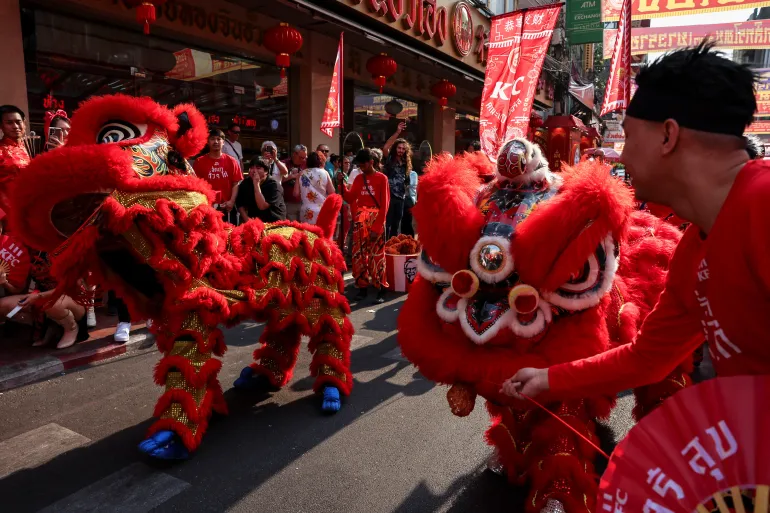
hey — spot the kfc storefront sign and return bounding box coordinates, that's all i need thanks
[339,0,489,72]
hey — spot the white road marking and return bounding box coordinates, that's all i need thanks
[0,423,90,479]
[38,462,190,513]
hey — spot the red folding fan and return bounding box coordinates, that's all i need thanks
[598,375,770,513]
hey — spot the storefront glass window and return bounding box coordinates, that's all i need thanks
[455,112,480,154]
[352,87,423,154]
[22,8,288,161]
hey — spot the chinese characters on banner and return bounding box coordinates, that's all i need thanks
[602,0,770,22]
[321,33,344,137]
[755,68,770,117]
[603,20,770,58]
[479,5,561,161]
[601,0,631,116]
[747,120,770,133]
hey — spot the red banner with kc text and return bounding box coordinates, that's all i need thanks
[321,33,344,138]
[480,4,561,161]
[601,0,632,116]
[603,0,770,22]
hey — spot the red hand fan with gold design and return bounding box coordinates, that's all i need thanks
[598,375,770,513]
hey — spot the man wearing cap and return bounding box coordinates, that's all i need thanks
[505,41,770,401]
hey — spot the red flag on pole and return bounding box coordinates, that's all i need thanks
[479,5,562,161]
[321,33,344,137]
[600,0,632,116]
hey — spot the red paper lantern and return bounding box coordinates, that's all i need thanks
[366,54,398,93]
[127,0,166,35]
[263,23,304,78]
[530,112,544,129]
[431,79,457,107]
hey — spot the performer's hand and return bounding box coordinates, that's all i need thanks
[500,368,549,400]
[447,383,477,417]
[224,200,235,212]
[397,121,407,133]
[18,293,40,311]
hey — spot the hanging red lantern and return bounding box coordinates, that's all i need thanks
[126,1,166,35]
[530,112,544,129]
[473,95,482,111]
[431,79,457,107]
[366,54,398,93]
[263,23,304,78]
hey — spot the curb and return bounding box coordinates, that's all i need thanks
[0,330,155,392]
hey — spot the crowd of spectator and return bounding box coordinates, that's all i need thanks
[0,102,434,351]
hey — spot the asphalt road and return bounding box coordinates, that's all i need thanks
[0,291,637,513]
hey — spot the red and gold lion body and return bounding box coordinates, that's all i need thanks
[10,95,353,456]
[398,142,689,512]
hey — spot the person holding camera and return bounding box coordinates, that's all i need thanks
[260,140,288,180]
[282,144,307,222]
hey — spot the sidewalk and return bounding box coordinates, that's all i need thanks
[0,315,154,392]
[0,273,355,392]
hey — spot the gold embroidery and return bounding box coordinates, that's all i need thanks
[316,342,344,361]
[318,364,347,382]
[111,190,208,213]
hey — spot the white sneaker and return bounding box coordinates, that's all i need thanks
[114,322,131,343]
[86,307,97,328]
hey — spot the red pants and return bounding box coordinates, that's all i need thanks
[352,207,387,289]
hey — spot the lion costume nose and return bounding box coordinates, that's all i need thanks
[508,284,539,314]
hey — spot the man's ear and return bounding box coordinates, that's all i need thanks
[169,104,208,158]
[661,119,680,156]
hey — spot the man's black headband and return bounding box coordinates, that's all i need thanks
[626,86,749,137]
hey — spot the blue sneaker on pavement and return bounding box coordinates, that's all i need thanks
[233,366,279,392]
[138,430,189,460]
[321,386,341,413]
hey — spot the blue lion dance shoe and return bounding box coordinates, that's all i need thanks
[321,385,341,413]
[233,366,279,392]
[138,430,190,460]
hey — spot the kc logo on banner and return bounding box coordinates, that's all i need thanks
[479,5,561,161]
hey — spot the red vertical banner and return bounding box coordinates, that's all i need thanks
[321,33,344,137]
[600,0,631,116]
[480,5,561,161]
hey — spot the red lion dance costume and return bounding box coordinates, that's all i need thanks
[9,95,353,459]
[398,139,690,513]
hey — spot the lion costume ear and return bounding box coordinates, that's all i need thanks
[170,104,208,158]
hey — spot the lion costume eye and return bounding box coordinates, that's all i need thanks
[97,121,147,144]
[542,234,618,311]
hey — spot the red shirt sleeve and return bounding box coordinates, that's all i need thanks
[342,175,362,205]
[371,173,389,234]
[548,237,704,398]
[230,156,243,184]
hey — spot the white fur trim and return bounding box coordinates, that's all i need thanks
[508,298,553,339]
[436,287,461,323]
[457,297,516,345]
[416,252,452,284]
[542,234,618,311]
[469,236,514,284]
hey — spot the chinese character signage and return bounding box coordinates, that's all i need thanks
[603,20,770,58]
[746,120,770,133]
[603,0,770,22]
[567,0,603,45]
[756,69,770,117]
[479,4,562,160]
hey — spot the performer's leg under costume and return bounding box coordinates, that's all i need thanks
[143,312,228,458]
[486,400,603,513]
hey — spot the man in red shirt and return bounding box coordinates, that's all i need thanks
[193,128,243,225]
[339,148,390,303]
[0,105,31,217]
[505,41,770,401]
